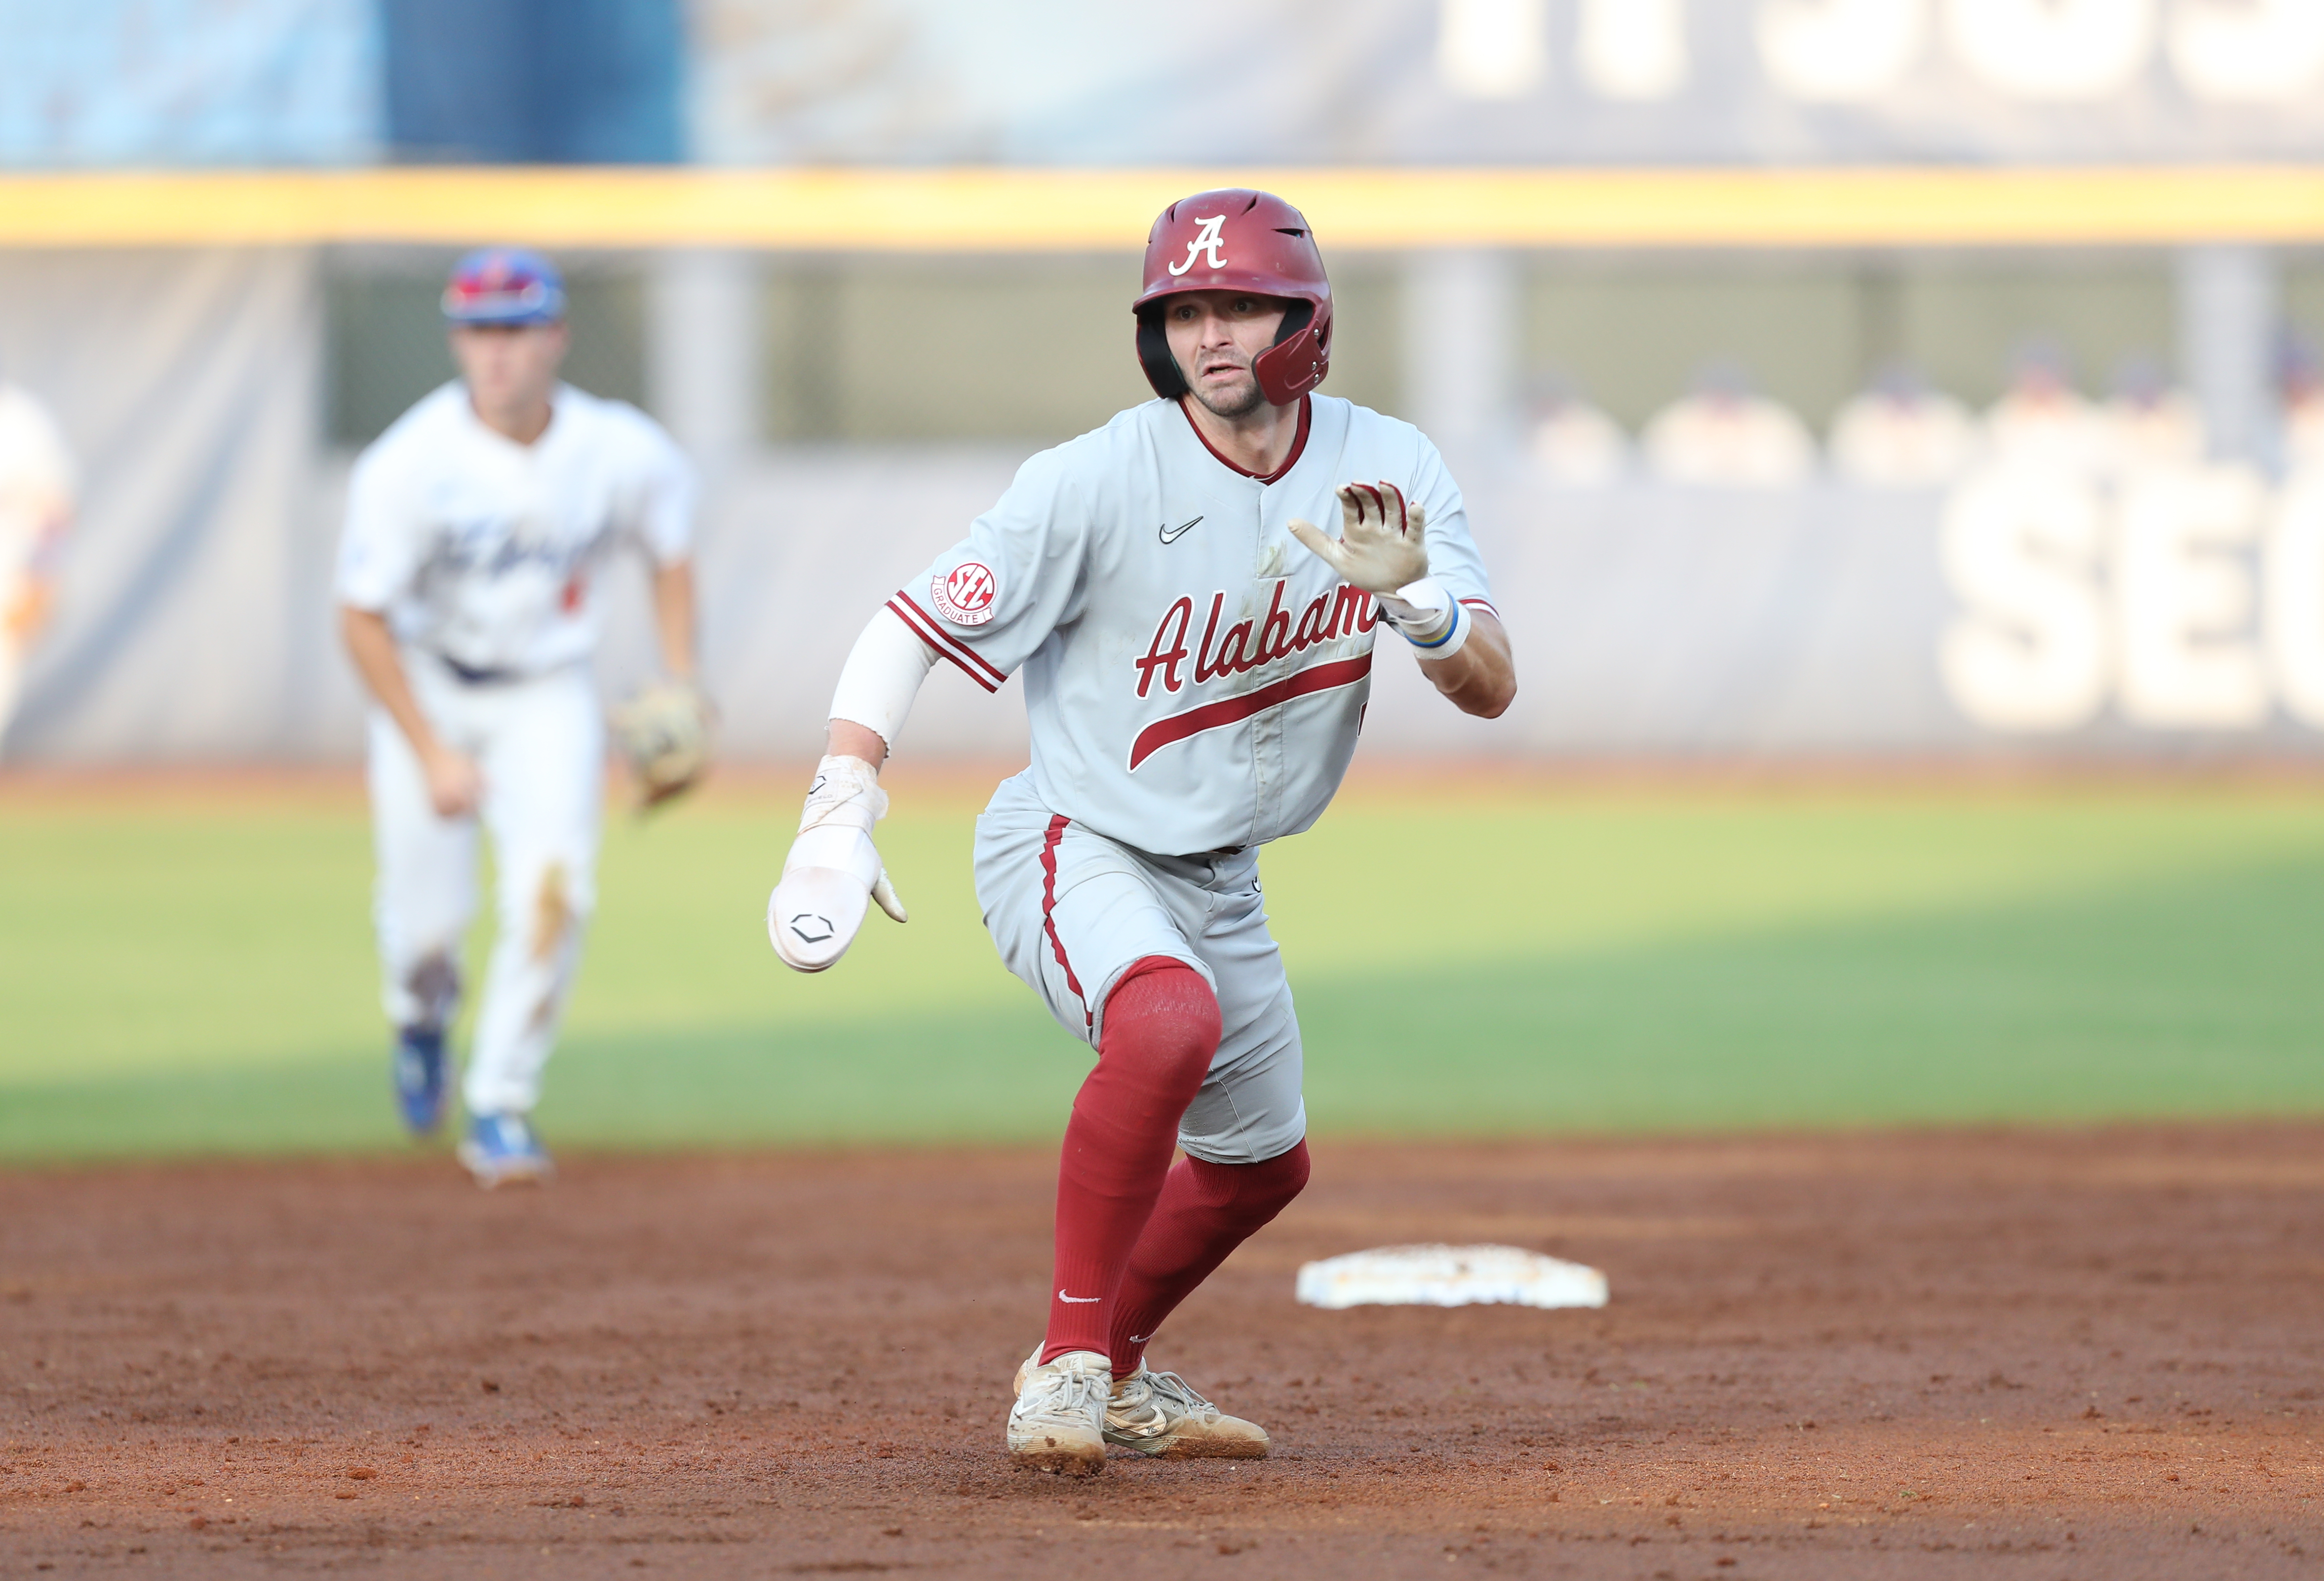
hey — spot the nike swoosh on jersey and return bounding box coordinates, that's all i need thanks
[1056,1291,1102,1304]
[1159,515,1203,544]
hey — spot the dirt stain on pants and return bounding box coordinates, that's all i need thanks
[406,950,461,1031]
[525,863,574,1035]
[530,863,570,964]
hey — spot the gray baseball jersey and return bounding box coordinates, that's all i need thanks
[892,393,1496,856]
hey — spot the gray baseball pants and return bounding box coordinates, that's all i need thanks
[971,771,1307,1165]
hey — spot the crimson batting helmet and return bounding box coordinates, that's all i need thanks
[1133,190,1332,407]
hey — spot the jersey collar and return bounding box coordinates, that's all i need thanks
[463,381,566,450]
[1177,394,1311,486]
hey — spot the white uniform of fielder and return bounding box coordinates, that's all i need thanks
[0,383,75,746]
[338,246,696,1191]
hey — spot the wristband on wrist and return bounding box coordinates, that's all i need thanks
[1379,577,1471,657]
[1404,597,1472,658]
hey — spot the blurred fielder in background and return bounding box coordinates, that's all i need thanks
[768,190,1516,1472]
[336,247,709,1187]
[0,379,75,748]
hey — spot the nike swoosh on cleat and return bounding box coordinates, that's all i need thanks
[1057,1291,1102,1303]
[1159,515,1203,544]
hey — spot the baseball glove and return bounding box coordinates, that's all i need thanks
[611,680,714,809]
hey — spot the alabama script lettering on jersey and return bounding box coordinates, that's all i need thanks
[889,393,1496,856]
[338,383,694,677]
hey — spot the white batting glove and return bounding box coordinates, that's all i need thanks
[767,755,908,973]
[1288,482,1431,596]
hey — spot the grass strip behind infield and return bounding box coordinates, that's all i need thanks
[3,779,2322,1160]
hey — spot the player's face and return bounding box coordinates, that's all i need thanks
[448,322,569,413]
[1163,291,1291,419]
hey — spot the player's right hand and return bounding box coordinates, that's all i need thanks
[767,754,909,973]
[1287,482,1430,596]
[422,745,483,819]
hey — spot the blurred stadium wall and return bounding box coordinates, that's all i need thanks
[6,1,2324,764]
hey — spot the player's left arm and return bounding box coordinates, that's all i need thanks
[629,419,702,683]
[609,424,711,806]
[1416,608,1513,718]
[1287,480,1515,719]
[650,558,698,681]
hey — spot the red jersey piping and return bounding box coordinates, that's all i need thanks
[888,593,1007,693]
[1177,394,1311,485]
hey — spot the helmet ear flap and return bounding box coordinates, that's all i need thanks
[1136,308,1190,399]
[1251,298,1330,406]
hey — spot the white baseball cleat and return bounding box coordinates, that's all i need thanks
[1013,1348,1270,1461]
[1106,1364,1272,1459]
[1007,1349,1111,1475]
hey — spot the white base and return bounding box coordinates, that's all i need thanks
[1294,1243,1609,1311]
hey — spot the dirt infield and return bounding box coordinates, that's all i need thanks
[2,1127,2319,1579]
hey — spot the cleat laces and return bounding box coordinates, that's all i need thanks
[1108,1368,1222,1440]
[1014,1355,1111,1429]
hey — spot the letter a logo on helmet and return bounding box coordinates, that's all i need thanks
[1166,215,1229,277]
[1132,189,1333,408]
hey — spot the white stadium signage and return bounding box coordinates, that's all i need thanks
[1442,0,2324,106]
[1941,465,2324,733]
[1759,0,1934,101]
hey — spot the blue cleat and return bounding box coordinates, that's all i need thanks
[456,1112,554,1188]
[392,1026,448,1136]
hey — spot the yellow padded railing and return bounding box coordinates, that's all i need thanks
[2,166,2322,250]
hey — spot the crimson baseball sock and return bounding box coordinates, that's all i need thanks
[1039,958,1220,1366]
[1107,1140,1311,1378]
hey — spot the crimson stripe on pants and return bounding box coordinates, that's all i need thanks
[1038,813,1091,1030]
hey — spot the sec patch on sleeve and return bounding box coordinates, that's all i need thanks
[932,561,998,626]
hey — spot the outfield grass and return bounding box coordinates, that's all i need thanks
[3,774,2322,1160]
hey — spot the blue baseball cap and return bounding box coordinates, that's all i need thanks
[442,247,566,327]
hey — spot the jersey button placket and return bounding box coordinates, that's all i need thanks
[1252,493,1292,840]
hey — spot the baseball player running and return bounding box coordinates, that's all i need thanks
[337,248,705,1186]
[0,378,74,748]
[767,191,1515,1472]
